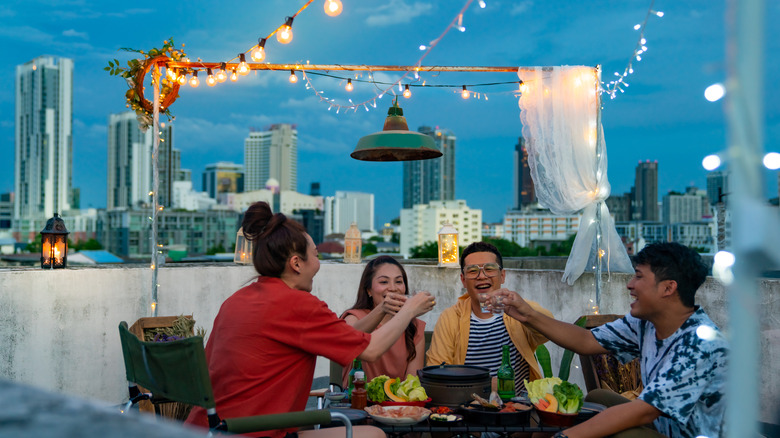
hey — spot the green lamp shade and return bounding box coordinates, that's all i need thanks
[351,130,440,161]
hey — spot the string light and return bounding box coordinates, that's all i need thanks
[251,38,267,62]
[206,68,216,86]
[177,70,187,85]
[478,1,486,8]
[461,85,469,99]
[230,68,238,82]
[603,0,664,99]
[345,78,353,91]
[277,17,294,44]
[324,0,342,17]
[216,63,227,82]
[238,53,250,75]
[289,69,298,83]
[189,70,199,87]
[403,84,412,98]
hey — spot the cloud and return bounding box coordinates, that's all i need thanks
[0,25,55,44]
[62,29,89,40]
[173,117,247,153]
[364,0,433,26]
[509,1,533,16]
[73,119,107,140]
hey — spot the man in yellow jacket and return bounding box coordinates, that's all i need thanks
[426,241,552,384]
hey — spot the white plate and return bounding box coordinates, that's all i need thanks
[365,405,431,425]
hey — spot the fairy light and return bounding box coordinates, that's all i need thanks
[324,0,342,17]
[238,53,250,75]
[206,68,216,86]
[403,84,412,98]
[216,63,227,82]
[345,78,353,91]
[277,17,294,44]
[289,70,298,83]
[230,68,238,82]
[189,70,199,87]
[461,85,469,99]
[604,0,663,99]
[177,70,187,85]
[251,38,267,62]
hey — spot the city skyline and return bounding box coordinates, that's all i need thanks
[2,1,779,228]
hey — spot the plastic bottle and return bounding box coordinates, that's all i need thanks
[346,358,362,399]
[350,371,367,410]
[497,345,515,401]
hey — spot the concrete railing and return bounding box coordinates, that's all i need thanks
[0,262,778,423]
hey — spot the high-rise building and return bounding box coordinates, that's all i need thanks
[202,162,244,202]
[502,207,581,248]
[632,160,659,222]
[514,136,536,208]
[706,170,729,206]
[605,193,632,222]
[107,111,177,208]
[402,126,455,208]
[324,191,375,235]
[14,56,73,221]
[400,200,481,257]
[244,124,297,192]
[108,112,151,209]
[662,192,704,224]
[0,193,13,229]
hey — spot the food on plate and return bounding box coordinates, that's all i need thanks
[498,402,532,413]
[471,392,500,409]
[524,377,583,415]
[430,413,461,422]
[367,374,429,402]
[365,405,430,419]
[430,406,453,414]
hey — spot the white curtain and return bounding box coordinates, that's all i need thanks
[517,66,633,285]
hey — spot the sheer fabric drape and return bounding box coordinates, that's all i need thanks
[517,66,632,284]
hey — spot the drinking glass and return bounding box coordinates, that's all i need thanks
[478,293,491,313]
[492,295,504,315]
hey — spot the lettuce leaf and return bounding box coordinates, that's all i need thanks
[523,377,562,405]
[552,381,583,414]
[366,375,390,402]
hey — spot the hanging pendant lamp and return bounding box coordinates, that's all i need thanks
[351,97,441,161]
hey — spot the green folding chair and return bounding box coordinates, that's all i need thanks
[118,321,353,436]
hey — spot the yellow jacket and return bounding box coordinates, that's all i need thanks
[425,292,553,381]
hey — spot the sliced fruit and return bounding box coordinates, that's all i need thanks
[536,398,550,411]
[543,394,558,413]
[384,378,405,402]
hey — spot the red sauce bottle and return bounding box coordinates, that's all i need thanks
[350,371,367,410]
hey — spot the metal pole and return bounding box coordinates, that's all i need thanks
[167,62,525,73]
[151,65,160,317]
[594,66,604,312]
[725,0,764,436]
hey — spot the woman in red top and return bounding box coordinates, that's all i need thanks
[341,256,428,386]
[185,202,434,438]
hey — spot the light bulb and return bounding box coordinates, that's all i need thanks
[166,68,176,81]
[206,68,216,87]
[289,70,298,83]
[324,0,342,17]
[216,63,227,82]
[702,154,721,171]
[345,79,353,92]
[230,69,238,82]
[189,71,199,87]
[238,53,250,76]
[277,17,294,44]
[251,38,267,62]
[403,84,411,98]
[704,83,725,102]
[177,70,187,85]
[764,152,780,170]
[461,85,469,99]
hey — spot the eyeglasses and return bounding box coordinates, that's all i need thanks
[462,263,501,279]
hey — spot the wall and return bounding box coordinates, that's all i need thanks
[0,262,777,422]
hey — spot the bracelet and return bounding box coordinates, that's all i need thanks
[553,432,569,438]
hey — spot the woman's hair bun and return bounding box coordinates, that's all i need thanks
[242,202,273,241]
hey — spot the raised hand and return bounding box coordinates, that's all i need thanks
[493,288,533,322]
[403,291,436,317]
[381,292,407,315]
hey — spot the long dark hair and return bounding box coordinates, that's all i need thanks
[242,201,308,277]
[348,256,418,363]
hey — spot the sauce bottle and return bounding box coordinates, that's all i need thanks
[346,358,362,399]
[350,371,367,410]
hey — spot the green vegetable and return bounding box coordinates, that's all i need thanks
[366,375,390,402]
[407,386,427,402]
[552,381,584,414]
[398,374,421,394]
[523,377,562,405]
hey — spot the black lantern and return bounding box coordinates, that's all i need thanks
[41,213,69,269]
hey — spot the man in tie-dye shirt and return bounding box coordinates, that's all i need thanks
[497,242,728,437]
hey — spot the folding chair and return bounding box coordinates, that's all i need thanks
[118,321,353,437]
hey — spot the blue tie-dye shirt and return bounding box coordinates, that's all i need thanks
[591,307,728,438]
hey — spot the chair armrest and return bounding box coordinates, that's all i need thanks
[223,409,347,435]
[309,388,329,398]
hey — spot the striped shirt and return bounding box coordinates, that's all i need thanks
[464,312,530,394]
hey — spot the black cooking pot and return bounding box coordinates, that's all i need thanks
[418,365,491,408]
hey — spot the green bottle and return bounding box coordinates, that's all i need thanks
[497,345,515,401]
[346,358,362,399]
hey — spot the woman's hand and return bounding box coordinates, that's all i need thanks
[402,291,436,317]
[381,292,407,315]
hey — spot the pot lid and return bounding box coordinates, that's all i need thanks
[420,365,490,382]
